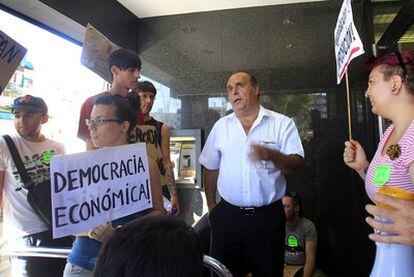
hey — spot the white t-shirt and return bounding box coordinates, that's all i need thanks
[199,106,304,207]
[0,134,65,239]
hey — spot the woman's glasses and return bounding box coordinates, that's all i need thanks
[85,118,122,127]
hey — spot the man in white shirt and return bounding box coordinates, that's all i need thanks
[199,72,304,277]
[0,95,72,277]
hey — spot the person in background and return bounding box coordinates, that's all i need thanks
[95,215,203,277]
[0,95,72,277]
[200,72,304,277]
[283,192,321,277]
[77,48,142,150]
[343,51,414,245]
[135,81,180,215]
[64,94,163,277]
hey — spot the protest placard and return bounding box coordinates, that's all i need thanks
[51,143,152,238]
[80,23,120,82]
[334,0,364,84]
[0,29,27,96]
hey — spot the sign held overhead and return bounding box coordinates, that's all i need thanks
[334,0,364,84]
[0,29,27,96]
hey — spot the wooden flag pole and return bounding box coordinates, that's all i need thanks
[345,70,352,140]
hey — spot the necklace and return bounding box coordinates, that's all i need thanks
[386,144,401,160]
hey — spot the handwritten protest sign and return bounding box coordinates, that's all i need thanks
[334,0,364,84]
[51,143,152,238]
[81,24,120,82]
[0,29,27,96]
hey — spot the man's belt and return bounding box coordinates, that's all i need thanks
[221,199,281,216]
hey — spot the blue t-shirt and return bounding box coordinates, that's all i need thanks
[67,237,101,271]
[68,209,150,271]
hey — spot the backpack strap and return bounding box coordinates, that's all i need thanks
[2,135,34,189]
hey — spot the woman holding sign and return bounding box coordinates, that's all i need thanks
[343,51,414,245]
[63,94,163,277]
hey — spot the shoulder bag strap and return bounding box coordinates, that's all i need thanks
[2,135,33,189]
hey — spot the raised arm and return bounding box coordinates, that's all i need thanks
[160,124,180,215]
[343,140,370,180]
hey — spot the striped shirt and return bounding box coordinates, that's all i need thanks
[365,120,414,201]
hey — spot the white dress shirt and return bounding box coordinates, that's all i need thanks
[199,106,304,207]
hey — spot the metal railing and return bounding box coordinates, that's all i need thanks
[0,246,233,277]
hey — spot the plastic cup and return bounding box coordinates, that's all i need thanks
[377,186,414,209]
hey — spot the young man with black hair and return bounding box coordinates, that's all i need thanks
[133,80,180,215]
[283,192,319,277]
[0,95,72,277]
[77,48,142,150]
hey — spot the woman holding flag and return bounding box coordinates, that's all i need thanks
[343,51,414,246]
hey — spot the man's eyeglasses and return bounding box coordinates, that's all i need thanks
[12,112,43,120]
[85,118,122,127]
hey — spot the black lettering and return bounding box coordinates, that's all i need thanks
[101,163,109,180]
[69,204,80,224]
[79,167,91,187]
[102,189,112,211]
[79,202,91,221]
[131,185,138,202]
[137,157,145,172]
[111,162,120,179]
[54,172,67,193]
[112,189,124,208]
[126,159,134,175]
[125,183,130,204]
[67,169,79,191]
[54,206,68,228]
[119,160,127,177]
[2,44,21,64]
[90,197,100,216]
[92,165,100,183]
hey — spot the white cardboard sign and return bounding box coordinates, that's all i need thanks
[0,29,27,95]
[51,143,152,238]
[334,0,365,84]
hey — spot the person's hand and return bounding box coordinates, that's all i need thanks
[88,223,114,243]
[365,193,414,246]
[250,143,274,161]
[343,140,369,171]
[170,195,180,216]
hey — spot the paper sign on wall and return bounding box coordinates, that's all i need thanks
[51,143,152,238]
